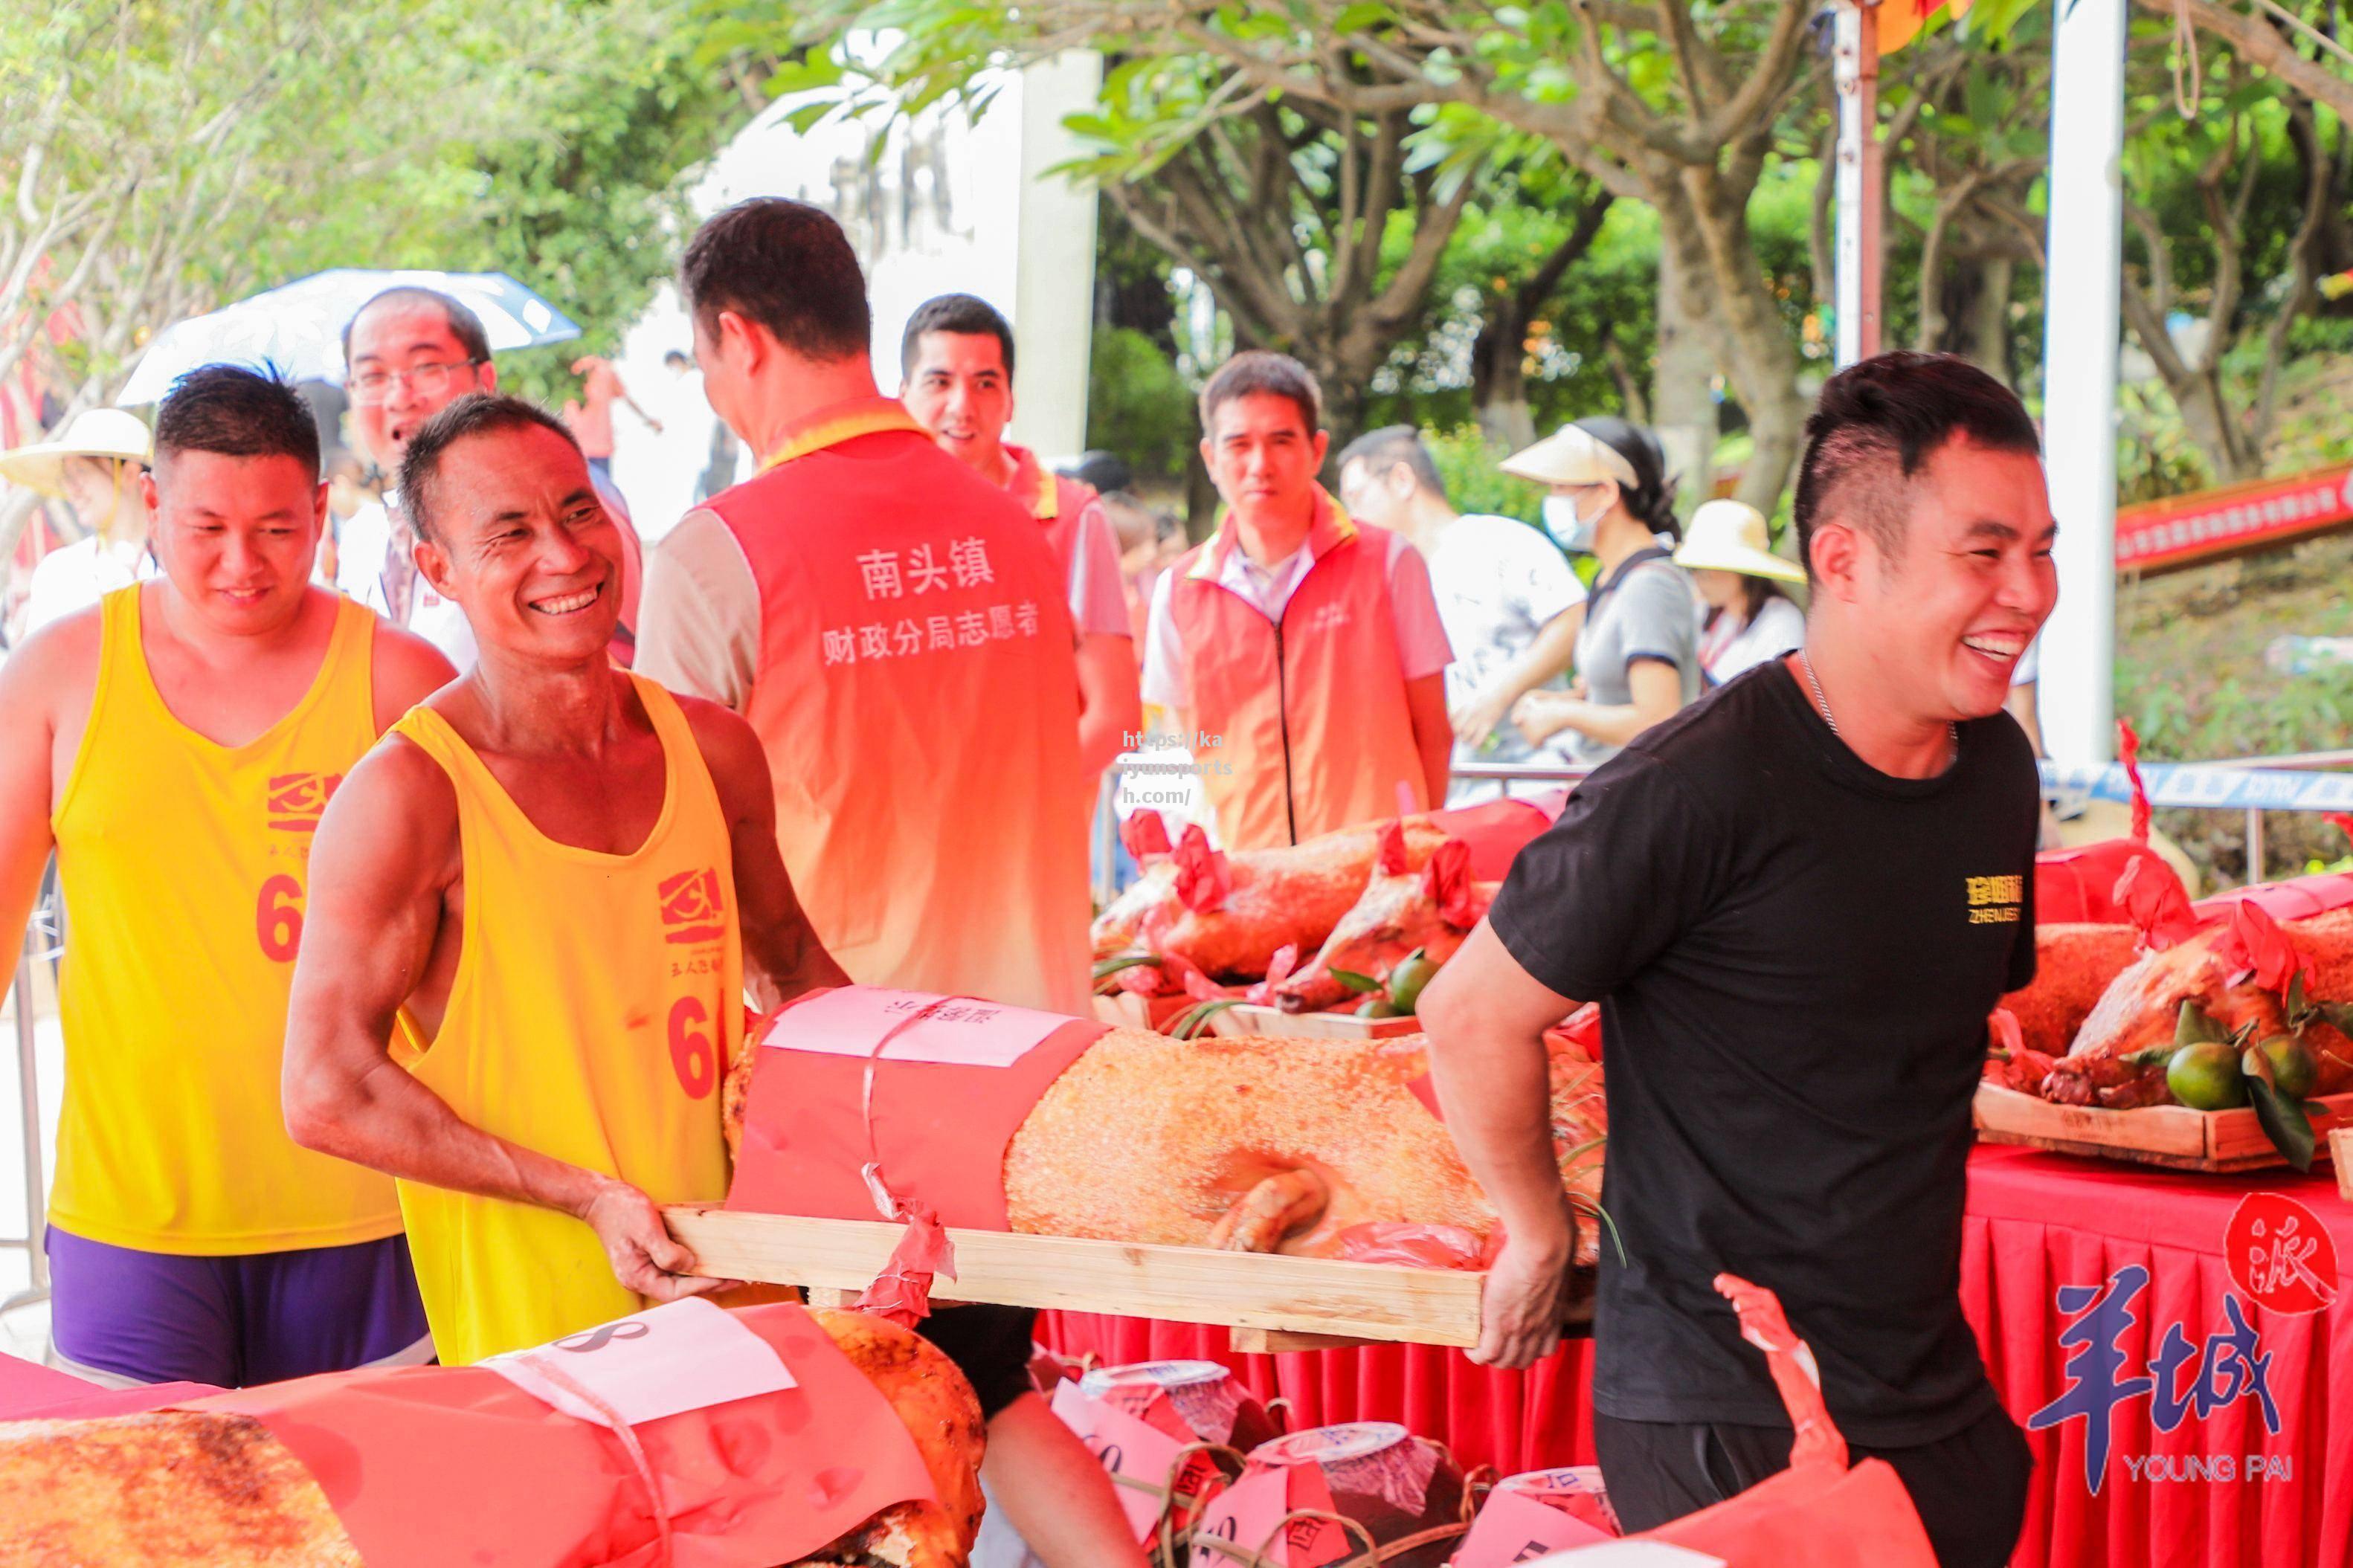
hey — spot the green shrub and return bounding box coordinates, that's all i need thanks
[1087,326,1197,483]
[1422,424,1546,526]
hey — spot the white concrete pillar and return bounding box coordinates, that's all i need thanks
[1008,51,1102,459]
[2039,0,2129,764]
[1832,1,1883,366]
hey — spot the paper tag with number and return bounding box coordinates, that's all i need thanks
[1453,1487,1615,1567]
[483,1297,795,1428]
[1191,1466,1347,1567]
[763,985,1071,1068]
[1053,1378,1197,1540]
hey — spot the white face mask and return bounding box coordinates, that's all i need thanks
[1543,487,1610,554]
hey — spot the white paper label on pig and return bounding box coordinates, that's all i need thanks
[762,985,1071,1067]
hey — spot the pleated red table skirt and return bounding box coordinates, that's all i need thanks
[1040,1146,2353,1567]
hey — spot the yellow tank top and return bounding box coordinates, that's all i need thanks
[49,587,403,1254]
[389,674,740,1364]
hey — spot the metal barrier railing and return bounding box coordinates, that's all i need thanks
[3,883,58,1319]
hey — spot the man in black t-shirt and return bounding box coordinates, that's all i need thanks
[1419,353,2059,1568]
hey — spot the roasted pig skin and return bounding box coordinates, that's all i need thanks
[1999,923,2138,1058]
[1000,1028,1606,1264]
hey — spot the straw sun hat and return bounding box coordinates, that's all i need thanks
[1673,498,1806,585]
[0,408,154,498]
[1499,422,1641,489]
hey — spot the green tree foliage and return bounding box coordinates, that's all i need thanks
[1420,424,1547,526]
[1087,326,1198,483]
[1,0,762,431]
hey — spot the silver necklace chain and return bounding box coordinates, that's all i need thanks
[1797,650,1957,762]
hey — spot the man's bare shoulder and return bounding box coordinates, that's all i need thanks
[367,615,459,729]
[0,601,105,723]
[669,689,767,800]
[316,726,461,877]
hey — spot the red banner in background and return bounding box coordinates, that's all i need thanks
[2115,465,2353,574]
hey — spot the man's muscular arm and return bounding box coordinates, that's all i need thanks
[679,695,850,1010]
[283,735,720,1300]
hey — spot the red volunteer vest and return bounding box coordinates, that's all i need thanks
[1006,443,1097,594]
[703,399,1092,1014]
[1168,493,1426,848]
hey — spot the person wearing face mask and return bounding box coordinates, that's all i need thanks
[1,409,158,637]
[1503,418,1700,767]
[1674,498,1807,685]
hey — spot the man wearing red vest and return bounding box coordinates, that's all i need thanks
[899,292,1140,783]
[1142,350,1454,848]
[634,197,1142,1568]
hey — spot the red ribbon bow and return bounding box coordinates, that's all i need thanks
[1121,809,1173,861]
[1423,839,1479,929]
[1377,819,1411,877]
[853,1194,955,1329]
[2114,852,2203,952]
[2325,812,2353,847]
[2217,900,2305,995]
[1171,824,1232,914]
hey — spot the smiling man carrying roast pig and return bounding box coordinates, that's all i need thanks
[1419,352,2057,1568]
[280,393,849,1368]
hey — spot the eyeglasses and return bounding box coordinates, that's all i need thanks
[347,360,483,405]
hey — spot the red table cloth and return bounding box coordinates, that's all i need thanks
[1040,1146,2352,1565]
[1965,1145,2352,1568]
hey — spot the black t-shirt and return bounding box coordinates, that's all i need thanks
[1489,660,2038,1445]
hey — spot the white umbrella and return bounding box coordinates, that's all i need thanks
[115,268,581,406]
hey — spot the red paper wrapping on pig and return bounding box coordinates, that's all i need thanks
[728,986,1107,1230]
[175,1302,937,1568]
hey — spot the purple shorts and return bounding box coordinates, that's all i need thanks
[45,1226,433,1388]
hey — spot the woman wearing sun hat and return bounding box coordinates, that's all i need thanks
[1501,417,1701,767]
[1676,497,1807,685]
[0,407,155,636]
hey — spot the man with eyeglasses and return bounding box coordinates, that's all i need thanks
[337,288,644,669]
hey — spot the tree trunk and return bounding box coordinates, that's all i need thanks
[1964,255,2016,383]
[1670,158,1806,512]
[1472,291,1538,449]
[1650,219,1719,512]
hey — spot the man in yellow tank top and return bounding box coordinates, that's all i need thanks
[281,394,850,1368]
[0,367,455,1386]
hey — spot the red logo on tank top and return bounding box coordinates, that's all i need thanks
[266,772,344,832]
[2226,1193,2340,1315]
[658,868,726,945]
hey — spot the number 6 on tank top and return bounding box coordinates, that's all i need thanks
[667,996,715,1099]
[255,874,304,962]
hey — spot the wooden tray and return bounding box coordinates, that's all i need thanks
[1205,1002,1422,1040]
[1974,1082,2353,1172]
[666,1206,1594,1352]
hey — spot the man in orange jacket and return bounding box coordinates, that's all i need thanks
[1142,350,1453,848]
